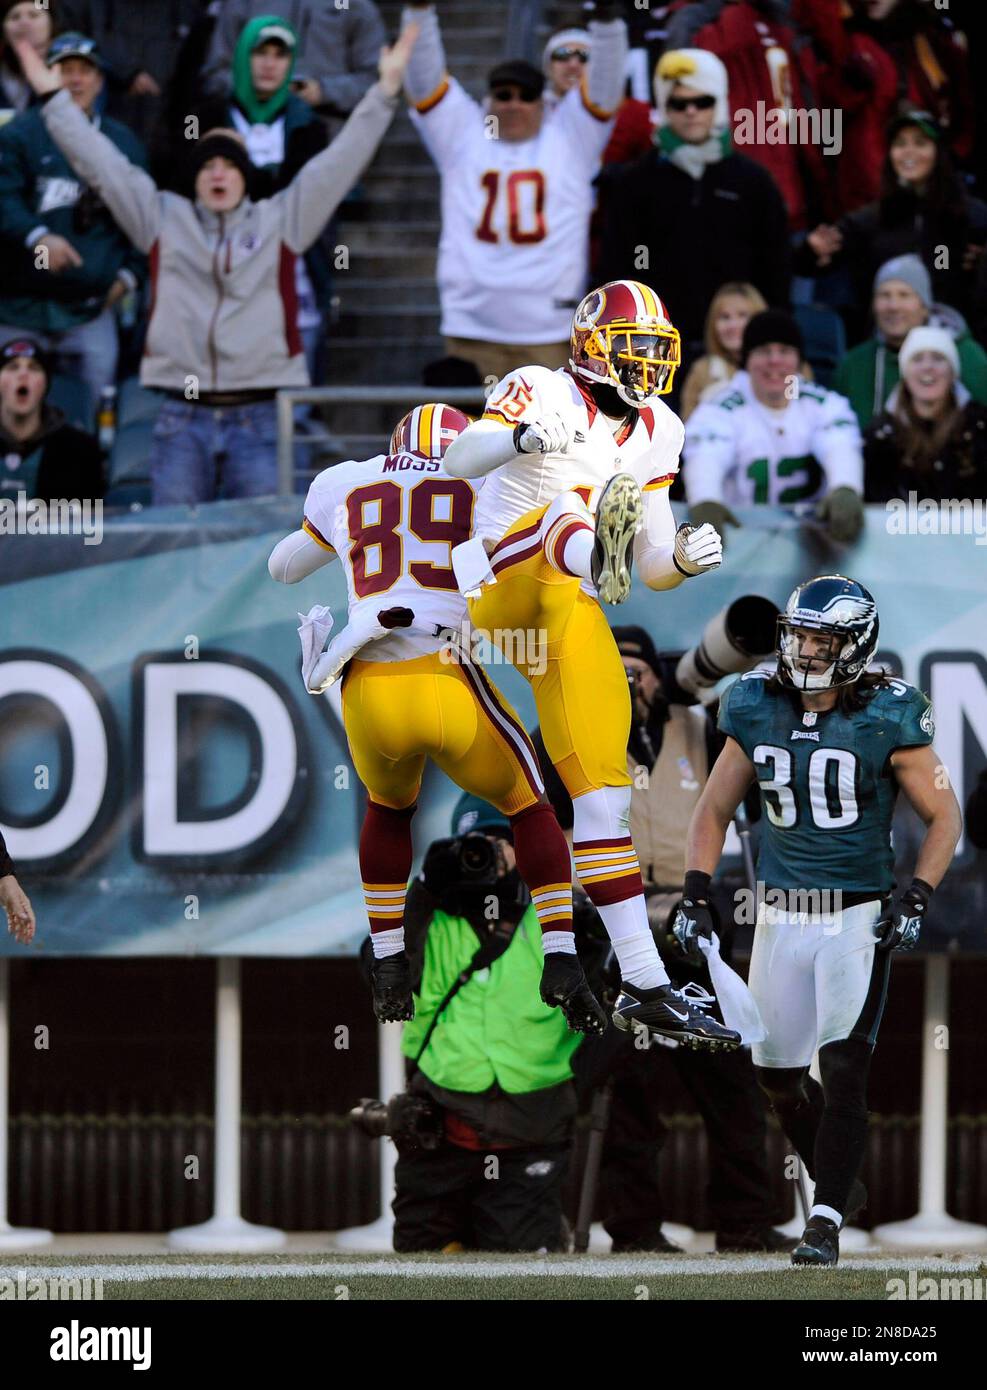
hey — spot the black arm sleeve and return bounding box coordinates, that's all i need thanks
[0,831,14,878]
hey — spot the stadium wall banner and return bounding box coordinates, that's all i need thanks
[1,500,985,956]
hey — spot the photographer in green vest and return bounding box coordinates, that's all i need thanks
[386,792,582,1253]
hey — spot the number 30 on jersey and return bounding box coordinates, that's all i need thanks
[753,744,860,830]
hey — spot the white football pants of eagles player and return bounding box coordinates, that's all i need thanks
[747,899,887,1070]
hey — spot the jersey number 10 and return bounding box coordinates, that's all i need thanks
[345,478,475,599]
[476,170,547,244]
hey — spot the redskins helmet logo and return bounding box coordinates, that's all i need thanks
[573,288,606,332]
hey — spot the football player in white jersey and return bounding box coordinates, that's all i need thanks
[401,1,627,378]
[268,404,607,1033]
[684,310,865,544]
[443,280,740,1051]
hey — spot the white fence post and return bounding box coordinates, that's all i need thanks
[874,955,987,1250]
[167,957,286,1251]
[333,1021,404,1251]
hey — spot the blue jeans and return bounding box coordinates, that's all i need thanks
[148,398,279,506]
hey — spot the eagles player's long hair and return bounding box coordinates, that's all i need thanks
[765,668,892,714]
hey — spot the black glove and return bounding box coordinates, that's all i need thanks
[689,500,740,550]
[816,486,864,544]
[876,878,932,953]
[670,871,715,965]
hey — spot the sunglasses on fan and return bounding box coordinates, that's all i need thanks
[550,47,589,63]
[666,94,716,112]
[490,86,541,103]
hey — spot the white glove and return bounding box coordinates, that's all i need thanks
[514,412,571,455]
[297,605,335,689]
[298,605,394,694]
[673,522,722,577]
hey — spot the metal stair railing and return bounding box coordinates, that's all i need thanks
[276,386,490,495]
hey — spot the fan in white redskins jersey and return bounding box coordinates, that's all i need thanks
[443,280,739,1051]
[268,404,608,1034]
[401,1,628,378]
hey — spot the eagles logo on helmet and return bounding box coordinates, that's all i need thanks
[776,574,880,691]
[569,279,682,408]
[389,403,472,458]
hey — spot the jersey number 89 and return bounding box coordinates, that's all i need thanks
[753,744,859,830]
[346,478,475,598]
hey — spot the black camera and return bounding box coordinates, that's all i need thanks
[349,1092,443,1152]
[422,832,499,896]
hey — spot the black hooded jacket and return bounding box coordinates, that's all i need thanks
[0,403,103,502]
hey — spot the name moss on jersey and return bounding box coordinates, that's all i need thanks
[302,453,481,663]
[474,364,684,545]
[719,671,934,895]
[683,370,862,508]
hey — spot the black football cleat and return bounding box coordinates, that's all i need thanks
[591,472,643,605]
[611,981,741,1050]
[792,1215,840,1267]
[370,952,414,1023]
[540,951,608,1035]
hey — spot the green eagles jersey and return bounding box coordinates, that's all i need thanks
[719,672,934,893]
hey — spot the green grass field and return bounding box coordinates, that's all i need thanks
[5,1252,986,1301]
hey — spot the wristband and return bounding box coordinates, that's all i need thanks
[683,870,712,903]
[907,877,934,909]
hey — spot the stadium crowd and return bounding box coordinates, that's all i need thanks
[0,0,982,508]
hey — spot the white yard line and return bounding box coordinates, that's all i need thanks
[1,1255,984,1282]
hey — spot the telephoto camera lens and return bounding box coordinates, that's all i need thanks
[458,832,497,880]
[348,1098,390,1138]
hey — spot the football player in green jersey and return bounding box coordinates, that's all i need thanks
[682,575,962,1267]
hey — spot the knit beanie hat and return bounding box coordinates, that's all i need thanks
[654,48,729,135]
[0,335,52,385]
[451,793,511,838]
[542,27,590,76]
[612,625,662,678]
[873,253,933,308]
[741,310,804,365]
[186,131,256,201]
[898,325,959,378]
